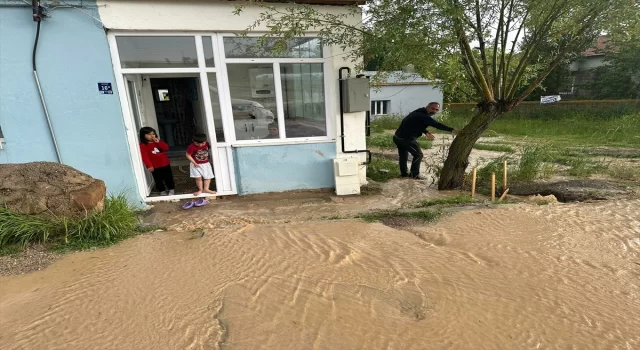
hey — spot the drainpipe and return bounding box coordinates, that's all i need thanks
[338,67,371,164]
[32,0,62,163]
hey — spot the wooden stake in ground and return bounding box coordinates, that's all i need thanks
[503,161,508,192]
[499,188,510,201]
[491,173,496,202]
[471,167,477,198]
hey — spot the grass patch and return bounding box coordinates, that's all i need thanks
[473,143,515,153]
[370,115,402,133]
[0,194,141,249]
[477,156,510,182]
[0,244,23,256]
[566,158,606,177]
[367,133,432,150]
[444,112,640,147]
[606,166,640,181]
[358,209,443,224]
[367,133,395,149]
[476,145,554,184]
[491,200,522,205]
[570,148,640,159]
[515,145,552,181]
[418,139,433,149]
[418,195,475,207]
[368,156,401,182]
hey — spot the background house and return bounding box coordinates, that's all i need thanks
[365,71,443,118]
[562,35,610,99]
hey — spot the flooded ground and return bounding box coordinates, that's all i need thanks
[1,182,639,349]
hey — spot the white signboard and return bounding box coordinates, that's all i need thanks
[540,95,562,104]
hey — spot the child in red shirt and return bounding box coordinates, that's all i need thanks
[139,127,175,196]
[186,133,216,196]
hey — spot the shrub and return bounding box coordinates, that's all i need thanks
[367,134,395,149]
[0,194,140,248]
[370,115,402,132]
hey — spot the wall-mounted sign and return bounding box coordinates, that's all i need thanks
[98,82,113,94]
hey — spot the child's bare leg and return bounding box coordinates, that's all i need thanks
[203,179,216,194]
[194,177,203,196]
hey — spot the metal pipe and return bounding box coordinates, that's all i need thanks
[32,4,62,163]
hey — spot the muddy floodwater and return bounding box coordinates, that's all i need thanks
[1,198,639,349]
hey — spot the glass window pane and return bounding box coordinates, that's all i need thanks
[223,37,322,58]
[202,36,215,67]
[281,63,326,138]
[226,64,277,140]
[126,80,142,132]
[116,36,198,68]
[206,73,225,142]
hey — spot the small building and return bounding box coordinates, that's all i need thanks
[365,71,443,118]
[0,0,368,206]
[563,35,609,99]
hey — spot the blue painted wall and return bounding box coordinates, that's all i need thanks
[0,3,143,205]
[233,142,336,194]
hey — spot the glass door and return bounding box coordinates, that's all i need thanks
[125,77,155,196]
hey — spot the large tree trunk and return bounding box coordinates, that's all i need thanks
[438,109,501,190]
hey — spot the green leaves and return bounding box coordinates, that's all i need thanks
[236,0,639,108]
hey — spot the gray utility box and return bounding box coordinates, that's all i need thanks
[341,78,370,113]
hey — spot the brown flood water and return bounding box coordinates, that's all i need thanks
[1,200,639,349]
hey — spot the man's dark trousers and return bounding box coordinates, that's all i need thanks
[393,135,423,177]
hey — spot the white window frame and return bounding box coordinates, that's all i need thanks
[219,33,333,145]
[111,32,334,146]
[371,100,390,116]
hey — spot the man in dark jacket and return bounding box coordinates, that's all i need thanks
[393,102,461,179]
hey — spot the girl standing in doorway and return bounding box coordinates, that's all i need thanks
[139,127,175,196]
[186,133,216,197]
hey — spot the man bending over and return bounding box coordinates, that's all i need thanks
[393,102,461,179]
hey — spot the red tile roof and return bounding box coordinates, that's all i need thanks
[583,35,610,56]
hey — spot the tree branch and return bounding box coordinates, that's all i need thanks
[503,8,528,98]
[461,55,484,96]
[496,0,515,99]
[514,10,600,105]
[492,0,507,96]
[475,0,490,85]
[457,25,494,101]
[506,0,566,99]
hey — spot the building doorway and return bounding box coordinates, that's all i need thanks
[150,77,206,156]
[124,74,220,197]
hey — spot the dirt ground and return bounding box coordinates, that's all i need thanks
[1,180,638,349]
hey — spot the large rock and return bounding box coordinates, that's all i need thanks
[0,162,106,217]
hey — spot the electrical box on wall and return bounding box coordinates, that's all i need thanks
[341,78,370,113]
